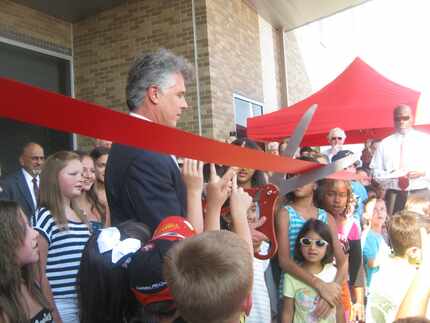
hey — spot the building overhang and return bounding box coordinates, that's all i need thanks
[11,0,370,27]
[247,0,370,31]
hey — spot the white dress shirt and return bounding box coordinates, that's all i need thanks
[321,146,341,162]
[21,169,39,208]
[129,112,179,168]
[370,129,430,190]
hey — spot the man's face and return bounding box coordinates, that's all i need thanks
[95,139,112,149]
[19,144,45,176]
[329,133,345,148]
[156,73,188,127]
[267,142,279,155]
[394,107,413,134]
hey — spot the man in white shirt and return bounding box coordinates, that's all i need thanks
[370,104,430,215]
[321,127,347,162]
[0,142,45,219]
[267,142,280,155]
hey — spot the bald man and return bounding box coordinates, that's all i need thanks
[370,104,430,215]
[0,142,45,219]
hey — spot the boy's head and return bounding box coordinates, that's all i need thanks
[164,230,253,323]
[388,211,421,259]
[404,196,430,218]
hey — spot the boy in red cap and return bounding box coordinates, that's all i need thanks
[128,216,197,322]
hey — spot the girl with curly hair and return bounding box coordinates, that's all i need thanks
[0,200,53,323]
[318,179,366,322]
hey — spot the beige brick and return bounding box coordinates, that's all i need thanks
[0,0,72,50]
[0,0,288,147]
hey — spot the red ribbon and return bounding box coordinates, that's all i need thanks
[0,78,363,183]
[0,78,322,174]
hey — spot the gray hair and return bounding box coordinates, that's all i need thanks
[126,48,194,111]
[393,104,411,116]
[327,127,346,140]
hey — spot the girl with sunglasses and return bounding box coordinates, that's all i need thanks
[282,219,344,323]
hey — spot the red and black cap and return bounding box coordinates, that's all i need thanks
[128,216,196,313]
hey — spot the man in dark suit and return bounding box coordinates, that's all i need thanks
[0,142,45,219]
[105,48,193,231]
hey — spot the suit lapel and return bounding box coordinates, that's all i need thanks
[165,154,186,212]
[16,171,35,214]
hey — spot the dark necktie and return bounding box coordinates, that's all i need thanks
[32,177,39,205]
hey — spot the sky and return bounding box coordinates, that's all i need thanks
[292,0,430,95]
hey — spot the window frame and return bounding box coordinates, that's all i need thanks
[232,93,264,129]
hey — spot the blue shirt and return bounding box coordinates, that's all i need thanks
[351,180,368,224]
[362,229,388,287]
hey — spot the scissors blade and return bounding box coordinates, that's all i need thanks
[269,104,318,187]
[283,103,318,157]
[278,153,360,196]
[253,189,261,202]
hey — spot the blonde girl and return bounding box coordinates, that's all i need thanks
[32,151,91,323]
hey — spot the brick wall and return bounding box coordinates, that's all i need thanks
[0,0,71,53]
[73,0,211,148]
[0,0,286,149]
[206,0,263,140]
[273,28,288,108]
[73,0,267,144]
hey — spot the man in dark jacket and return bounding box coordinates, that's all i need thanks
[105,48,193,231]
[0,142,45,219]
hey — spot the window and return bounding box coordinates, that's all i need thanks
[0,40,73,176]
[233,95,263,138]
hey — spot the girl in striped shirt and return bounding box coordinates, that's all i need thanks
[32,151,90,323]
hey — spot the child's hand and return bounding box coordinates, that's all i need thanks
[249,216,269,251]
[229,174,253,253]
[315,281,341,308]
[350,302,365,322]
[230,174,252,221]
[206,164,235,209]
[313,298,334,320]
[181,159,204,194]
[204,165,235,231]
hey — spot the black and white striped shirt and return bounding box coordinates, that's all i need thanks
[32,208,90,299]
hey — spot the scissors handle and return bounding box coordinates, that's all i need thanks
[203,184,280,259]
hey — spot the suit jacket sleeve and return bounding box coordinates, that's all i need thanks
[125,152,186,231]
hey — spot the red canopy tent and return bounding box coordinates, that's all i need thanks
[247,57,423,146]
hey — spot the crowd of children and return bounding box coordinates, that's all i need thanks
[1,137,430,323]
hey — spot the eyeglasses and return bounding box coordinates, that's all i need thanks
[394,116,410,122]
[29,156,45,161]
[330,137,343,141]
[299,237,328,248]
